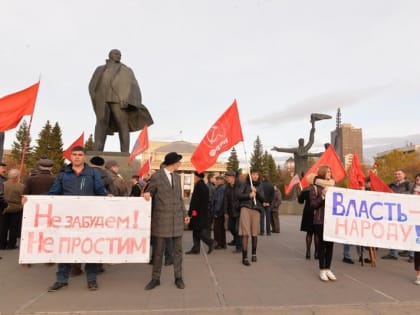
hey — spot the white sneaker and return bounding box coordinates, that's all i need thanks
[319,270,329,282]
[326,270,337,281]
[414,277,420,285]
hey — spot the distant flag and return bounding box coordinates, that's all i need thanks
[63,132,84,161]
[191,99,244,173]
[285,174,301,195]
[349,150,365,189]
[301,145,346,188]
[128,125,149,164]
[0,81,40,131]
[137,158,151,178]
[368,170,393,193]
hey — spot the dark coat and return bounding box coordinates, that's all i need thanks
[188,179,210,230]
[23,170,55,195]
[89,61,153,134]
[298,188,314,232]
[145,169,186,238]
[224,181,241,217]
[237,180,265,212]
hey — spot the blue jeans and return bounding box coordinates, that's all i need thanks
[343,244,361,259]
[56,263,97,283]
[259,206,271,235]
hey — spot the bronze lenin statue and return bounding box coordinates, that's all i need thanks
[89,49,153,152]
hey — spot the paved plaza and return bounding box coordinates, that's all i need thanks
[1,215,420,315]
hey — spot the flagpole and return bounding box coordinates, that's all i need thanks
[241,142,257,204]
[19,115,33,182]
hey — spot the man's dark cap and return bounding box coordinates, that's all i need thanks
[163,152,182,166]
[225,170,236,177]
[90,156,105,166]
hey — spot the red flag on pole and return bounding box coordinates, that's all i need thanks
[285,174,301,195]
[349,150,365,189]
[137,159,151,178]
[301,145,346,188]
[63,132,84,161]
[191,100,244,173]
[128,125,149,164]
[368,170,393,193]
[0,81,40,131]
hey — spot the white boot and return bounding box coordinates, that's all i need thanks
[319,269,329,282]
[326,269,337,281]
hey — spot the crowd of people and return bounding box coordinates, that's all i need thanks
[1,148,419,291]
[299,166,420,284]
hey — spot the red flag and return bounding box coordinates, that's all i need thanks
[128,125,149,164]
[137,159,151,178]
[368,170,393,193]
[349,150,365,189]
[285,174,301,195]
[0,82,40,131]
[63,132,84,161]
[301,145,346,188]
[191,100,244,173]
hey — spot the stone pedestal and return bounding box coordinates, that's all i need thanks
[86,151,141,188]
[279,200,303,215]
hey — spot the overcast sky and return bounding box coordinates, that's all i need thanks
[1,0,420,165]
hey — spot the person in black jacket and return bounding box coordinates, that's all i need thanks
[224,171,241,252]
[237,169,265,266]
[185,172,214,254]
[260,174,274,235]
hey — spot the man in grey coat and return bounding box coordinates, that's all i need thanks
[143,152,190,290]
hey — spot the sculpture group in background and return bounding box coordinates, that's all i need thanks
[272,113,331,178]
[89,49,153,152]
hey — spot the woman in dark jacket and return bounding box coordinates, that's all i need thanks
[237,170,265,266]
[185,172,214,254]
[309,165,336,282]
[298,173,318,259]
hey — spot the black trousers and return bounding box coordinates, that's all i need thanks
[0,212,21,249]
[213,216,226,248]
[228,216,241,249]
[191,229,212,252]
[314,224,334,269]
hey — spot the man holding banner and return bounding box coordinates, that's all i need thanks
[47,146,107,292]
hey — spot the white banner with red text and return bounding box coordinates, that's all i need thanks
[324,187,420,251]
[19,196,151,264]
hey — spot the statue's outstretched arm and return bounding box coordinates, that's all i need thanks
[271,146,296,154]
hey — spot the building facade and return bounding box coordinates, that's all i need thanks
[331,123,363,168]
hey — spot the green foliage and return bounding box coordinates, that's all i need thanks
[374,150,420,183]
[85,134,95,151]
[10,120,32,168]
[32,121,65,173]
[250,136,264,172]
[226,147,239,171]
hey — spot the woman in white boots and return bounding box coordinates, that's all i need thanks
[308,166,336,282]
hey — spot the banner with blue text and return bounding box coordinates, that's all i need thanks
[324,187,420,251]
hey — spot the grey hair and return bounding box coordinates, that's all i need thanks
[7,168,20,180]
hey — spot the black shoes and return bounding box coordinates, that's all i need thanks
[207,242,214,254]
[48,282,68,292]
[381,254,398,260]
[227,240,235,246]
[359,256,371,263]
[164,259,174,266]
[251,255,257,262]
[175,278,185,289]
[342,257,355,264]
[87,280,98,291]
[306,250,311,260]
[242,258,250,266]
[144,279,160,290]
[185,250,200,255]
